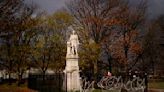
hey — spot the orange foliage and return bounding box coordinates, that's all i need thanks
[109,30,142,65]
[130,42,142,55]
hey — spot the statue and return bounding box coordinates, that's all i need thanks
[67,41,71,55]
[67,26,79,56]
[64,26,81,91]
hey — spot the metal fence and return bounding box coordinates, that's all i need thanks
[28,73,65,92]
[28,72,148,92]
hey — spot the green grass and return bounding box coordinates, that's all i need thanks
[149,82,164,89]
[92,89,102,92]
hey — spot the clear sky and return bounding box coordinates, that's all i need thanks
[26,0,164,18]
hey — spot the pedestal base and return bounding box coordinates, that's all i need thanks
[63,70,81,91]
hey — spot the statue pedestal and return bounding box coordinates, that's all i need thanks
[64,56,81,91]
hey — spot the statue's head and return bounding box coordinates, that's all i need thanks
[68,26,76,35]
[72,30,75,35]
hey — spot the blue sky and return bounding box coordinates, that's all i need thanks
[26,0,164,18]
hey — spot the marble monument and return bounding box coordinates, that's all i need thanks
[63,27,81,91]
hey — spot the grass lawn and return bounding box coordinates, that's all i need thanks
[0,83,37,92]
[148,82,164,89]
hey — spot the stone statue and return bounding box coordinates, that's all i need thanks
[64,26,81,91]
[67,27,79,56]
[67,41,71,55]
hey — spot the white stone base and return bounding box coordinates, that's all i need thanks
[64,70,81,91]
[63,57,81,91]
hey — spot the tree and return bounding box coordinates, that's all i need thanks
[118,0,146,72]
[67,0,126,43]
[0,0,37,84]
[67,0,147,75]
[47,11,74,40]
[30,11,73,80]
[102,0,147,74]
[13,17,40,86]
[79,40,101,79]
[141,15,164,75]
[67,0,128,76]
[46,11,74,71]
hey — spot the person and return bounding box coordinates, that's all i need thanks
[107,71,112,77]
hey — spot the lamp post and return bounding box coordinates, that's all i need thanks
[144,73,148,92]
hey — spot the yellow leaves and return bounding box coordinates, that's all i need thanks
[79,41,101,70]
[36,37,45,48]
[47,11,74,29]
[53,11,73,24]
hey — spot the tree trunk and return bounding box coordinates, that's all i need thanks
[42,71,46,85]
[105,50,112,73]
[8,71,11,85]
[107,56,112,73]
[93,61,98,81]
[18,73,23,86]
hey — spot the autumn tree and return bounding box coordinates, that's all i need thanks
[0,0,38,84]
[118,0,146,72]
[47,11,74,71]
[30,11,73,79]
[12,16,40,86]
[79,39,101,79]
[67,0,147,76]
[67,0,128,77]
[141,15,164,75]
